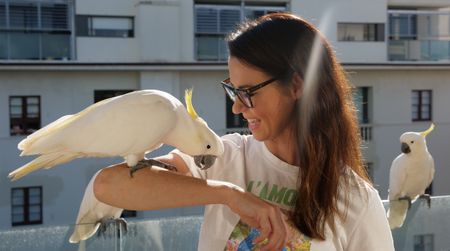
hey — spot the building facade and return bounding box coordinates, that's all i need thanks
[1,1,450,249]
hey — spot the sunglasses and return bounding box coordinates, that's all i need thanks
[220,77,277,108]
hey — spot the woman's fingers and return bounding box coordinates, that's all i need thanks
[256,207,288,251]
[225,189,288,250]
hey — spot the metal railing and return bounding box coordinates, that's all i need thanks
[0,196,449,250]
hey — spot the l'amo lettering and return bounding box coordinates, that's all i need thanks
[247,181,298,207]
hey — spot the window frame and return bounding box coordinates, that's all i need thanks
[337,22,385,42]
[11,186,43,226]
[412,90,432,122]
[76,15,135,38]
[9,95,41,136]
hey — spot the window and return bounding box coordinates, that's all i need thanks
[338,23,385,41]
[0,2,72,60]
[194,2,287,61]
[10,96,41,136]
[353,87,370,124]
[414,234,434,251]
[225,94,246,128]
[94,90,135,103]
[389,12,417,40]
[11,187,43,226]
[76,16,134,38]
[121,210,137,218]
[412,90,432,121]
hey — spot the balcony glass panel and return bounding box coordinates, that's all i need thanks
[1,197,449,250]
[9,33,39,60]
[41,33,70,60]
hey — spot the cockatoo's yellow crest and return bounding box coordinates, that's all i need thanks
[185,88,199,119]
[420,123,435,137]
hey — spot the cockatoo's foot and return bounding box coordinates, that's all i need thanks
[129,159,178,177]
[419,194,431,208]
[398,196,412,209]
[97,218,128,238]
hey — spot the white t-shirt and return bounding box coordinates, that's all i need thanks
[173,133,394,251]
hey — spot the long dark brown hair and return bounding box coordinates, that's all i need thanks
[226,13,371,240]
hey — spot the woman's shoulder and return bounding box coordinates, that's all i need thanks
[338,168,385,226]
[221,133,254,149]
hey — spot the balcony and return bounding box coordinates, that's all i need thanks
[388,9,450,62]
[0,196,449,250]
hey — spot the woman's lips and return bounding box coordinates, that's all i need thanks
[247,119,260,131]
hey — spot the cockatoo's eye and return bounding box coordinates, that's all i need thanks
[207,145,211,149]
[410,141,414,144]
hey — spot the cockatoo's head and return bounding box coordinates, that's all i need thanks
[184,89,224,170]
[399,123,434,154]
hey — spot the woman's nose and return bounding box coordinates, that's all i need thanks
[232,98,247,115]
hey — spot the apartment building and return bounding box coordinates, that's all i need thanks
[1,2,450,250]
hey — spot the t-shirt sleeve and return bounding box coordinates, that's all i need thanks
[346,189,395,251]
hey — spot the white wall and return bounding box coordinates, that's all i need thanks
[290,0,388,63]
[75,0,140,62]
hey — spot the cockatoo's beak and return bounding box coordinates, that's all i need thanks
[194,155,217,170]
[401,142,411,154]
[420,123,435,137]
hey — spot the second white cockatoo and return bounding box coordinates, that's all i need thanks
[387,123,435,230]
[8,89,224,181]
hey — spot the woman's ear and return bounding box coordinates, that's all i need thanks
[291,73,303,99]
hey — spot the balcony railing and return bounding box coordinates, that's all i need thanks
[1,196,448,250]
[389,39,450,62]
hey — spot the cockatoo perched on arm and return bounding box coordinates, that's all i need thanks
[387,123,435,230]
[8,88,224,180]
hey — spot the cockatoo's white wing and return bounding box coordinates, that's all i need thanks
[387,154,410,229]
[427,155,435,188]
[388,155,407,200]
[69,171,123,243]
[10,90,179,180]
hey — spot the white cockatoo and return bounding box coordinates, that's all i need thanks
[387,123,435,229]
[8,89,224,180]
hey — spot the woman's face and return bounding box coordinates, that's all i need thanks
[228,57,299,142]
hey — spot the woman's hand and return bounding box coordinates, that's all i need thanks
[224,185,288,251]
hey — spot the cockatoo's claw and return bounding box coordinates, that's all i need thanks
[398,196,412,209]
[96,218,128,238]
[419,194,432,208]
[129,159,178,177]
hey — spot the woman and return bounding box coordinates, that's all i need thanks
[94,13,394,251]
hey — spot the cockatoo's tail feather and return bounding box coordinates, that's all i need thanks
[8,153,77,181]
[420,123,435,137]
[185,88,198,119]
[387,200,409,229]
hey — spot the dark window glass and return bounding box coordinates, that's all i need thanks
[94,90,134,103]
[11,187,43,226]
[76,16,134,38]
[10,96,41,136]
[412,90,432,121]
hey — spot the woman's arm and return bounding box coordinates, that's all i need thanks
[93,154,288,250]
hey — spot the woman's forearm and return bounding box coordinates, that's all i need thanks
[94,162,289,250]
[93,163,239,211]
